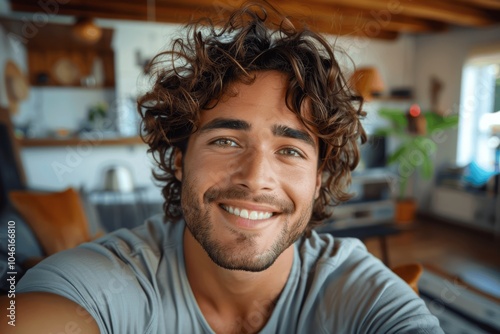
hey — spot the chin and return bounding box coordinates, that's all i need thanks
[208,250,282,273]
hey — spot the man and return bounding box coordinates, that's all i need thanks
[1,2,442,333]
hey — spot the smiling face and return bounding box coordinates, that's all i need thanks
[175,71,322,272]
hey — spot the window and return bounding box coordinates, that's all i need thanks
[457,52,500,170]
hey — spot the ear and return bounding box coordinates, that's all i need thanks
[173,149,183,182]
[314,169,322,200]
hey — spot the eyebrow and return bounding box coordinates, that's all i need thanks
[272,124,316,148]
[199,118,251,133]
[199,117,315,148]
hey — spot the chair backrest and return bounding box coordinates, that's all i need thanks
[0,108,26,211]
[392,263,423,295]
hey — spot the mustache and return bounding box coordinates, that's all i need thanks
[204,186,295,214]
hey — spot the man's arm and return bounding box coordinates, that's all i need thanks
[0,292,100,334]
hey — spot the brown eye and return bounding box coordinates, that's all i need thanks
[277,148,303,158]
[212,138,239,147]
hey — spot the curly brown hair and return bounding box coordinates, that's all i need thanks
[138,1,366,233]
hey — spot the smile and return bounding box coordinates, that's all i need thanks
[220,205,274,220]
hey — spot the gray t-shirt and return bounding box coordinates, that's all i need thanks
[18,215,442,333]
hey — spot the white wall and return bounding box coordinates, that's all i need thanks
[413,25,500,211]
[336,33,415,89]
[96,19,182,137]
[17,87,116,132]
[97,19,182,100]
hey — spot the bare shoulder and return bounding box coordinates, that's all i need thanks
[0,292,100,334]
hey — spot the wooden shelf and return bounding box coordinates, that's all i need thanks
[28,48,116,87]
[369,96,413,102]
[32,85,116,90]
[18,136,145,147]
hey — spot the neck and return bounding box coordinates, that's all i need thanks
[183,227,295,333]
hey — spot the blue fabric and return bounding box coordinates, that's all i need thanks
[462,161,499,187]
[0,206,44,292]
[0,207,44,263]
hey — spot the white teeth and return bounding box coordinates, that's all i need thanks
[221,205,274,220]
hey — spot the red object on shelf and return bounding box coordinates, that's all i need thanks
[407,104,426,135]
[409,104,421,117]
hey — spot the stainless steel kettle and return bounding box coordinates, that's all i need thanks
[103,165,135,192]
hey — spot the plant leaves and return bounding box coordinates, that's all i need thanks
[378,109,408,130]
[420,155,434,179]
[374,128,399,137]
[387,145,407,165]
[425,112,459,132]
[413,137,436,179]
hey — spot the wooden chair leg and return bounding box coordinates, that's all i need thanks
[392,263,423,295]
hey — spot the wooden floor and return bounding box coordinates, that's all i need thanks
[364,216,500,273]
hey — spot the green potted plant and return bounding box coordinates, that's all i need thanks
[374,108,459,223]
[87,102,109,131]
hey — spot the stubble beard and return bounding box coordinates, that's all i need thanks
[180,176,314,272]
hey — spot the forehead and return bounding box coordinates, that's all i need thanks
[198,71,313,133]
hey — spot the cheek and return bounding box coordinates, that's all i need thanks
[281,166,320,200]
[187,151,233,185]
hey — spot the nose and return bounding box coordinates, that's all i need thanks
[230,146,277,192]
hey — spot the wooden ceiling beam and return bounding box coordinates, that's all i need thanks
[11,0,498,39]
[11,2,210,23]
[453,0,500,10]
[9,3,221,32]
[275,3,447,33]
[153,0,447,32]
[125,0,500,21]
[10,0,499,27]
[10,0,402,40]
[9,0,448,33]
[309,0,496,26]
[312,20,400,40]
